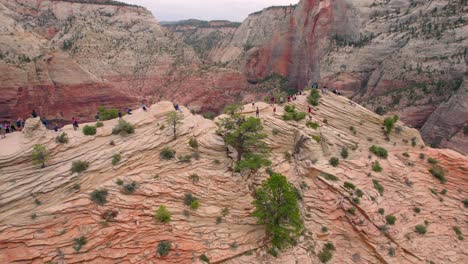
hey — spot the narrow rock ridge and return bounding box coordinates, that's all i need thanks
[0,92,466,263]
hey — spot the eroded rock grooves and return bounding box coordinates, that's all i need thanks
[1,0,467,152]
[0,92,466,263]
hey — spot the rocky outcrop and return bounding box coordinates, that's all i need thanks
[207,0,467,150]
[162,20,240,60]
[420,79,468,153]
[0,0,253,122]
[0,92,466,263]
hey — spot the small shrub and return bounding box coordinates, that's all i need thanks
[192,151,200,160]
[321,226,328,233]
[282,105,306,121]
[178,154,192,163]
[155,205,171,223]
[323,118,328,124]
[71,160,89,173]
[214,159,221,164]
[375,106,386,116]
[389,247,395,257]
[386,215,396,225]
[403,152,410,157]
[344,182,356,190]
[122,181,137,194]
[157,241,171,257]
[32,144,48,168]
[453,226,464,240]
[216,216,222,224]
[355,189,364,198]
[373,179,384,195]
[322,173,338,181]
[109,140,115,146]
[413,207,421,213]
[34,199,41,205]
[112,154,121,165]
[378,208,385,215]
[429,165,446,183]
[116,179,123,186]
[112,120,135,136]
[312,135,321,143]
[184,173,199,184]
[463,199,468,208]
[184,193,199,210]
[308,89,321,106]
[419,153,425,160]
[415,224,427,235]
[202,112,216,120]
[98,107,119,121]
[352,197,360,204]
[440,189,447,195]
[160,147,176,160]
[306,121,319,129]
[341,148,349,159]
[188,137,198,149]
[372,161,383,172]
[73,236,87,252]
[190,200,200,210]
[348,207,356,215]
[95,121,104,127]
[82,125,97,136]
[200,254,210,263]
[55,132,69,144]
[90,189,108,205]
[329,157,339,167]
[31,213,37,219]
[411,137,417,147]
[349,126,357,134]
[272,128,280,135]
[318,249,333,263]
[369,145,388,158]
[427,157,438,164]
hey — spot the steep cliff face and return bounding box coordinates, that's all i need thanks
[0,0,252,122]
[0,93,466,263]
[162,19,240,60]
[207,0,468,153]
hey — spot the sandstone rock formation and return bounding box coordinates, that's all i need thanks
[203,0,468,152]
[0,91,466,263]
[0,0,252,123]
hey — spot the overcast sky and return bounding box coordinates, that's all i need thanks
[120,0,299,22]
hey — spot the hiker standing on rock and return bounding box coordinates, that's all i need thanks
[308,106,312,114]
[273,106,277,115]
[141,103,148,112]
[280,97,284,104]
[118,110,123,119]
[270,96,275,105]
[54,123,60,132]
[256,107,260,118]
[16,118,22,130]
[126,108,132,115]
[72,117,79,131]
[32,110,37,118]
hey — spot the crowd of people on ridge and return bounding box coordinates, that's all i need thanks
[1,82,350,139]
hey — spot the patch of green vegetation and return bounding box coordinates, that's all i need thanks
[322,173,338,181]
[413,207,421,213]
[329,157,339,167]
[341,148,349,159]
[32,144,48,168]
[97,107,119,121]
[199,254,210,263]
[282,105,306,121]
[318,242,335,263]
[369,145,388,159]
[90,189,108,205]
[372,161,383,172]
[344,182,356,190]
[306,121,319,129]
[122,181,137,194]
[312,135,321,143]
[55,132,69,144]
[155,205,171,223]
[415,224,427,235]
[429,165,446,184]
[252,172,303,249]
[373,179,384,195]
[386,215,396,225]
[184,193,200,210]
[427,157,438,164]
[160,147,176,160]
[157,241,171,257]
[95,121,104,128]
[83,125,97,136]
[112,120,135,136]
[112,154,121,165]
[71,160,89,173]
[378,208,385,215]
[453,226,464,240]
[308,88,321,106]
[73,236,87,252]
